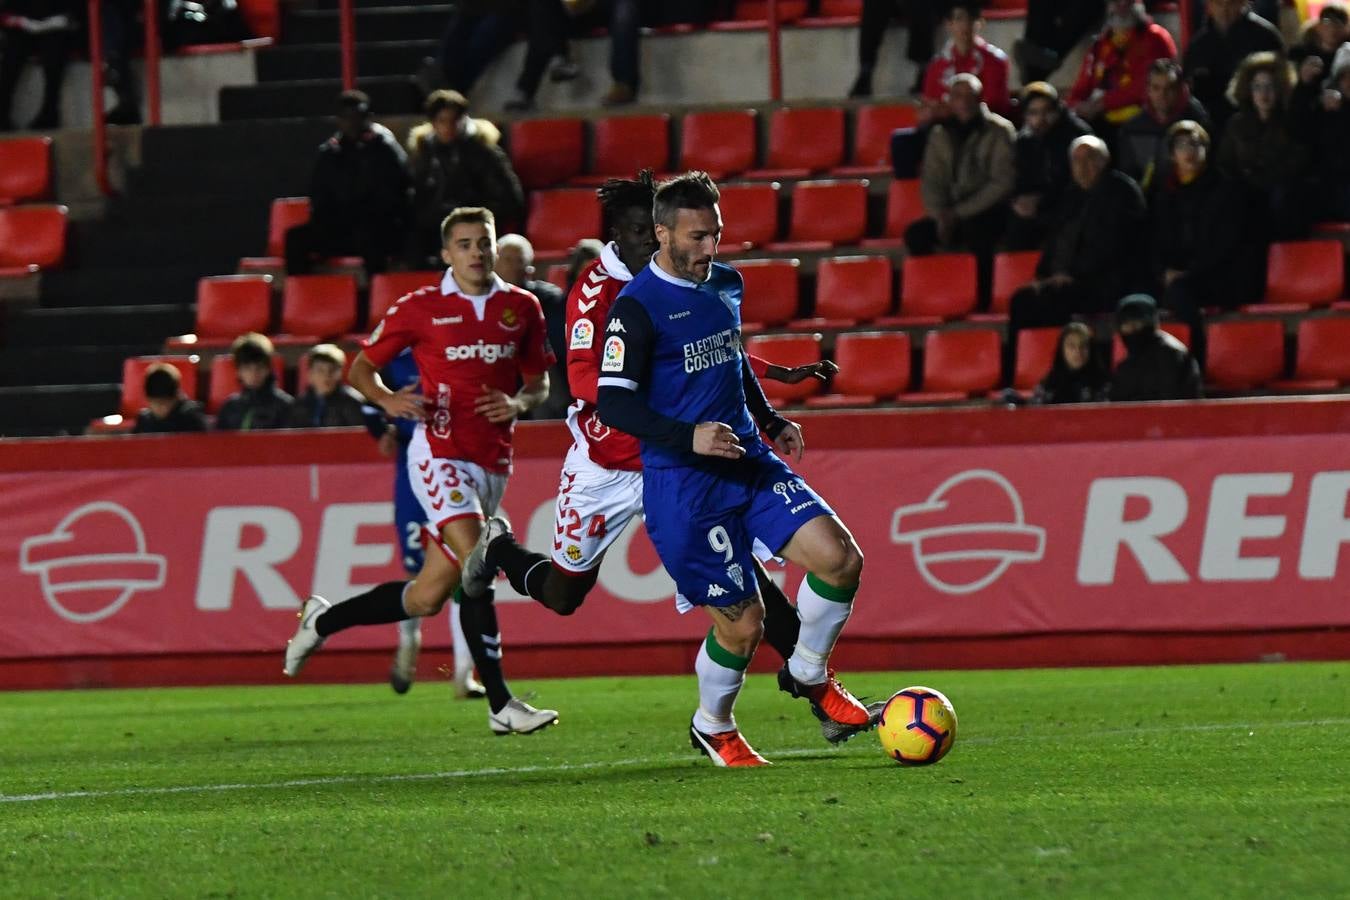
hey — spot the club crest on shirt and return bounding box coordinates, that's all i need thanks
[601,336,625,372]
[499,306,521,331]
[565,544,583,562]
[570,318,594,350]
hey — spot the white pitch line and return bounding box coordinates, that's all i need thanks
[2,718,1347,805]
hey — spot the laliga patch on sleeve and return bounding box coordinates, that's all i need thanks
[601,336,626,372]
[570,318,594,350]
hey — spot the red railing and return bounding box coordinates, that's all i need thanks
[144,0,163,127]
[767,0,782,101]
[339,0,357,90]
[86,0,111,196]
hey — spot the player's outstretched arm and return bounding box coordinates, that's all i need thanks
[349,351,425,421]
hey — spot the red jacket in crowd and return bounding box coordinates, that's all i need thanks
[1068,19,1177,124]
[923,36,1013,117]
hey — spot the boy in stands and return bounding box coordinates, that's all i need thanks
[284,207,557,736]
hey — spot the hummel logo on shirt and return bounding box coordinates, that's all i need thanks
[432,316,463,325]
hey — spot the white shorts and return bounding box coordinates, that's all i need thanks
[407,428,507,564]
[550,445,644,574]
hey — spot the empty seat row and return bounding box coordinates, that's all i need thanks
[508,104,918,190]
[0,137,52,206]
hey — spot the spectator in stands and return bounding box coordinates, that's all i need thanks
[285,91,409,278]
[288,344,366,429]
[907,73,1015,278]
[434,0,515,95]
[1218,51,1311,238]
[495,233,568,419]
[1151,119,1263,366]
[849,0,942,98]
[1291,3,1349,73]
[602,0,644,105]
[916,2,1012,123]
[1118,58,1211,190]
[1009,136,1147,332]
[1183,0,1284,137]
[1067,0,1178,139]
[505,0,579,111]
[216,333,294,431]
[1307,46,1350,221]
[1014,0,1104,84]
[1032,322,1110,404]
[1004,81,1092,251]
[0,0,77,131]
[404,90,524,269]
[132,363,208,434]
[565,238,605,292]
[1109,293,1202,401]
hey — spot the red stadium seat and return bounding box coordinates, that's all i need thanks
[509,118,585,189]
[766,180,868,251]
[899,253,978,322]
[0,205,66,272]
[861,179,923,250]
[744,332,822,403]
[1260,240,1345,309]
[188,275,273,347]
[267,197,310,257]
[119,355,201,418]
[369,270,440,323]
[835,105,919,176]
[574,114,670,185]
[1111,322,1190,366]
[277,274,357,342]
[0,136,53,204]
[735,258,800,328]
[718,182,779,252]
[746,107,845,179]
[730,0,809,21]
[680,110,758,178]
[901,328,1001,402]
[1204,319,1285,391]
[1272,316,1350,392]
[1012,327,1062,391]
[806,330,911,407]
[819,0,862,14]
[207,353,287,413]
[989,251,1042,315]
[526,189,601,260]
[795,255,894,328]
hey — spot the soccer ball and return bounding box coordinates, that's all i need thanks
[876,686,957,766]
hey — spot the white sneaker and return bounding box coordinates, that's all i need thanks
[453,669,487,700]
[283,595,331,677]
[460,515,511,598]
[389,631,421,695]
[488,697,558,735]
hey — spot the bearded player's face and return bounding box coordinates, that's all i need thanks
[657,206,721,283]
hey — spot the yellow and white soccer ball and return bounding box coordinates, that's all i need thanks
[876,686,957,766]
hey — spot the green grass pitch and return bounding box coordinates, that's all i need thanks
[2,662,1348,898]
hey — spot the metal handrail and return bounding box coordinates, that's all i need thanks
[144,0,162,126]
[768,0,782,101]
[339,0,356,90]
[87,0,111,195]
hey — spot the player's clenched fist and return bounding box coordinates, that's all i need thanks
[693,422,745,459]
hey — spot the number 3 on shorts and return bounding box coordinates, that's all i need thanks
[708,525,732,562]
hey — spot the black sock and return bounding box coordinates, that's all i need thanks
[757,568,801,663]
[315,581,410,637]
[488,535,551,604]
[457,587,512,712]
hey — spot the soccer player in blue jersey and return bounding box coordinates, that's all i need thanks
[595,172,871,767]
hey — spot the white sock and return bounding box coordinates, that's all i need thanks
[787,572,856,685]
[450,599,472,676]
[397,616,421,645]
[692,630,750,734]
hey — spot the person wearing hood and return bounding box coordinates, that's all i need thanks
[1118,57,1212,189]
[215,333,294,431]
[1032,322,1110,404]
[1109,294,1202,402]
[405,89,525,269]
[1004,81,1092,250]
[285,90,410,277]
[1289,2,1349,80]
[1066,0,1177,136]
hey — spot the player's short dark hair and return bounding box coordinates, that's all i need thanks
[653,171,720,229]
[440,207,496,245]
[337,90,370,115]
[230,331,275,367]
[143,363,181,400]
[597,169,657,222]
[424,89,468,119]
[944,1,983,19]
[1149,57,1182,81]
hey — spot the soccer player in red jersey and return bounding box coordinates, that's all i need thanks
[284,207,559,735]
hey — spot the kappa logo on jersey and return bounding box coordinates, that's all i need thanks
[445,341,517,363]
[726,563,744,591]
[432,315,463,325]
[606,319,626,334]
[570,318,595,350]
[601,336,625,373]
[499,307,521,331]
[707,583,728,599]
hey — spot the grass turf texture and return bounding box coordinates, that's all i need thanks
[2,662,1348,898]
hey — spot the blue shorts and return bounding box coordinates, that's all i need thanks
[393,448,426,575]
[642,452,833,609]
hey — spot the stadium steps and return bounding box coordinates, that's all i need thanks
[0,384,121,433]
[280,5,453,45]
[0,345,165,387]
[220,76,423,122]
[255,40,440,82]
[6,305,194,348]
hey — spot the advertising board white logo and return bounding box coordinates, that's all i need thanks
[891,470,1046,595]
